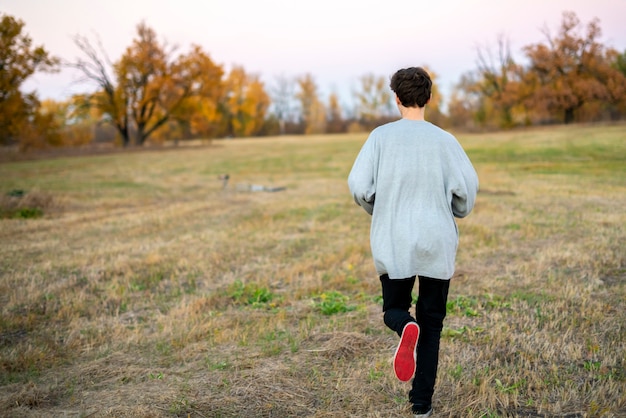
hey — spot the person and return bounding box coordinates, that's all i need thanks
[347,67,479,417]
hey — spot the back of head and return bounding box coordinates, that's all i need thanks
[390,67,432,108]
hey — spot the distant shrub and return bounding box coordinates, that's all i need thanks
[0,190,54,219]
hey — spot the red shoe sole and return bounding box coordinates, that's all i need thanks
[393,322,419,381]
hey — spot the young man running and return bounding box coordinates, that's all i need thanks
[348,67,478,417]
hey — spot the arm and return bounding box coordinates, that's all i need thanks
[348,138,377,215]
[450,147,479,218]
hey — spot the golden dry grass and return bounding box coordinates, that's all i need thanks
[0,124,625,417]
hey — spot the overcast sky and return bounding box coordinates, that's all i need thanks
[4,0,626,106]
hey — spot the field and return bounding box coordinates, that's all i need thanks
[0,124,625,417]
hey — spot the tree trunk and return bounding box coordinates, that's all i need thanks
[137,125,145,146]
[116,123,130,147]
[564,107,575,124]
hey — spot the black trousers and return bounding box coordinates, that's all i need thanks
[380,274,450,407]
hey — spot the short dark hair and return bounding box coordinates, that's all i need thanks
[390,67,432,108]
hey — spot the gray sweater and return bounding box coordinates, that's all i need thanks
[348,119,479,280]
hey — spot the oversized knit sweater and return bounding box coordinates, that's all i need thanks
[348,119,479,280]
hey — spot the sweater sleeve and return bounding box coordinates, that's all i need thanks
[348,136,377,215]
[450,143,479,218]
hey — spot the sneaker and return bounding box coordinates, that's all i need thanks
[412,405,432,417]
[393,322,419,381]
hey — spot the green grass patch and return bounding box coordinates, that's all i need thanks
[312,291,357,315]
[226,280,278,308]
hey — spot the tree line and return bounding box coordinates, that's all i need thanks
[1,11,625,150]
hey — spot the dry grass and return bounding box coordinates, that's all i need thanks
[0,124,625,418]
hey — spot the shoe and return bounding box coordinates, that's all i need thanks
[393,322,419,381]
[412,405,432,417]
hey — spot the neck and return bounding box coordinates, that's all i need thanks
[398,104,426,121]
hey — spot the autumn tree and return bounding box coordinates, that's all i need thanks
[353,73,394,129]
[420,67,447,127]
[221,66,270,137]
[593,48,626,120]
[450,37,525,129]
[166,92,223,142]
[64,95,119,144]
[164,46,225,141]
[326,92,345,133]
[34,99,73,146]
[71,22,223,146]
[0,14,59,146]
[451,11,625,128]
[473,35,525,128]
[522,11,617,124]
[295,73,326,134]
[18,104,63,150]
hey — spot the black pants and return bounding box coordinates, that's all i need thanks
[380,274,450,407]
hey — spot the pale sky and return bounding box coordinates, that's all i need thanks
[3,0,626,107]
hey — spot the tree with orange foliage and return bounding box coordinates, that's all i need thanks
[295,74,326,134]
[473,35,526,128]
[595,48,626,120]
[0,14,59,146]
[522,11,624,124]
[326,92,345,134]
[222,66,271,138]
[162,46,225,141]
[419,67,446,128]
[452,11,625,129]
[71,22,223,146]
